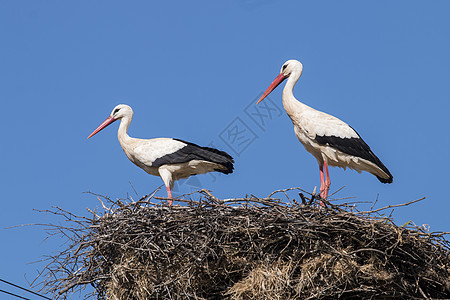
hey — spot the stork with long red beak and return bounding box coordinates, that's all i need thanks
[88,104,234,205]
[257,60,392,200]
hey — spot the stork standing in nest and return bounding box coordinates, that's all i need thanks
[88,104,234,205]
[257,60,392,200]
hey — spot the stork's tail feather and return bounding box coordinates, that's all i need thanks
[173,139,234,174]
[199,146,234,174]
[373,158,393,184]
[214,159,234,174]
[373,158,393,183]
[377,174,393,184]
[315,133,393,185]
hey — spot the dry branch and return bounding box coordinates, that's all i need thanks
[35,189,450,299]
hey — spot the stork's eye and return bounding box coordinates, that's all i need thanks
[282,65,287,71]
[113,108,120,115]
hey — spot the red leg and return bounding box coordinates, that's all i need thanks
[166,186,173,206]
[318,163,326,207]
[322,160,331,199]
[319,163,325,191]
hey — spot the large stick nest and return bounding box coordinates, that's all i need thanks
[36,188,450,299]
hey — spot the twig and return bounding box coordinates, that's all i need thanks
[363,197,426,214]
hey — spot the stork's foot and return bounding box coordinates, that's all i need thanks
[318,195,326,207]
[310,188,326,207]
[319,190,328,207]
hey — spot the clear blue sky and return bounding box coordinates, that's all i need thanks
[1,1,449,298]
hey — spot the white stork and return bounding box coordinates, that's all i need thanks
[88,104,234,205]
[257,59,392,200]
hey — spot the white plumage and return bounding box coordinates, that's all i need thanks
[257,60,392,201]
[88,104,234,205]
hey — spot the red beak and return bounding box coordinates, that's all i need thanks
[87,116,116,139]
[256,73,288,104]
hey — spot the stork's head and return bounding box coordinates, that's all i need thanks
[87,104,133,139]
[257,59,303,104]
[110,104,133,120]
[280,60,303,78]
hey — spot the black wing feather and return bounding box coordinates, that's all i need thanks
[152,139,234,174]
[314,129,393,183]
